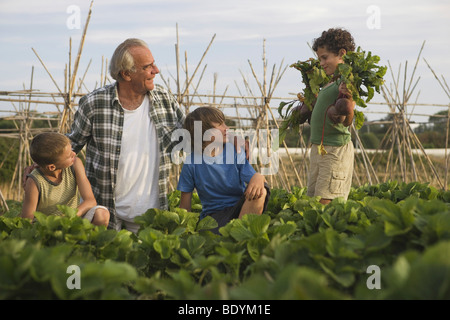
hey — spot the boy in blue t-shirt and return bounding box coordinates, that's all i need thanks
[177,106,270,234]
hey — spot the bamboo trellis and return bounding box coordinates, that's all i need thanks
[360,41,449,189]
[0,5,449,206]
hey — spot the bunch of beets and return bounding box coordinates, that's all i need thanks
[293,89,354,126]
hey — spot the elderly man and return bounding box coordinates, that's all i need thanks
[68,38,185,232]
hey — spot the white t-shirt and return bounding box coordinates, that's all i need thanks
[115,95,160,221]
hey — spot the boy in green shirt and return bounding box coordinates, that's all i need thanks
[307,28,356,204]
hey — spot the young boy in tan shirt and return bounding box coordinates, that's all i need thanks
[21,132,109,226]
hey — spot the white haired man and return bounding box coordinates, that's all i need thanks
[68,38,185,232]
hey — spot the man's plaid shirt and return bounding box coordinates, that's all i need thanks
[68,83,185,230]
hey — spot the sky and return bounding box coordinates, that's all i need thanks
[0,0,449,123]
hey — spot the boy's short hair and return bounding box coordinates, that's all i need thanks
[30,132,71,166]
[184,106,225,151]
[312,28,356,55]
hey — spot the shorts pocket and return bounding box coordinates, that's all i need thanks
[330,170,346,194]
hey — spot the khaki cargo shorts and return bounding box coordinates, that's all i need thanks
[307,142,354,200]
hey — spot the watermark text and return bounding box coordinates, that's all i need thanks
[66,264,81,290]
[366,5,381,30]
[66,5,81,30]
[171,122,279,175]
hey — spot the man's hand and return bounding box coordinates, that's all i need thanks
[22,163,38,189]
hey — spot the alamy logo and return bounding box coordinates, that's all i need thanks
[66,5,81,30]
[366,5,381,30]
[66,265,81,290]
[366,265,381,289]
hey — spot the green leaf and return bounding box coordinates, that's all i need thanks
[247,237,270,261]
[370,199,414,236]
[319,262,356,288]
[278,101,293,117]
[154,239,172,259]
[246,214,270,237]
[229,225,254,242]
[57,205,77,218]
[337,63,352,77]
[354,110,365,130]
[196,216,218,231]
[191,204,203,211]
[186,234,206,256]
[366,85,375,102]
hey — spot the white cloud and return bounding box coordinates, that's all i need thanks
[85,26,179,45]
[0,0,66,15]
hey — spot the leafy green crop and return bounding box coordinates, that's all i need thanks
[336,47,387,129]
[278,58,330,142]
[0,180,449,300]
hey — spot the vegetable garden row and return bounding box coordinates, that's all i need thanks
[1,180,449,300]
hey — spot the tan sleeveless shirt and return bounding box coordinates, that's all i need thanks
[28,167,79,216]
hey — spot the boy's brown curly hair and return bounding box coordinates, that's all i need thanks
[312,28,356,55]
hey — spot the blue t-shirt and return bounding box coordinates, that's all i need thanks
[177,143,256,218]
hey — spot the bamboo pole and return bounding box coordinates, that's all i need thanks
[184,50,190,112]
[179,34,216,103]
[176,23,181,103]
[60,0,93,133]
[31,48,64,96]
[352,124,379,184]
[424,58,450,189]
[0,188,9,214]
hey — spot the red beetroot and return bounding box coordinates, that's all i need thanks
[334,98,354,116]
[327,105,346,124]
[293,102,312,124]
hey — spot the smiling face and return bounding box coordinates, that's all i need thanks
[127,46,160,93]
[316,46,346,76]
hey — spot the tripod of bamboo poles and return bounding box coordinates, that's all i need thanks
[365,41,445,189]
[0,89,65,202]
[158,24,219,191]
[242,39,303,191]
[423,58,450,189]
[5,67,35,201]
[3,1,98,201]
